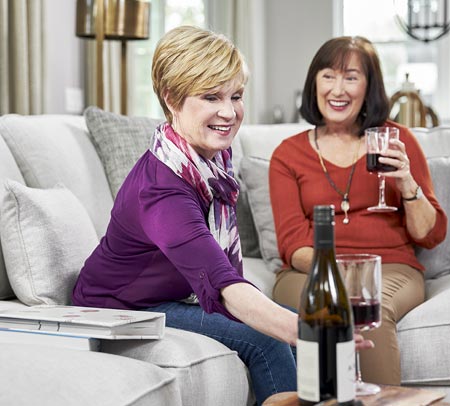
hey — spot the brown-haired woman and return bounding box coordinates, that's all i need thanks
[269,36,447,385]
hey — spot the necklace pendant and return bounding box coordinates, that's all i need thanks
[341,198,350,224]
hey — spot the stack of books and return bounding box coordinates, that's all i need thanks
[0,305,165,351]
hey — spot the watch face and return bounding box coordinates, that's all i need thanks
[416,186,424,200]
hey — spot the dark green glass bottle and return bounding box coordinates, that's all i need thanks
[297,205,355,406]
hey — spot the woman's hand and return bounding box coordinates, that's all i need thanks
[378,138,416,196]
[354,333,374,351]
[379,137,437,239]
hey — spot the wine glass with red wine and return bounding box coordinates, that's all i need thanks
[336,254,382,396]
[366,126,399,212]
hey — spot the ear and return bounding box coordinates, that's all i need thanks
[163,90,176,115]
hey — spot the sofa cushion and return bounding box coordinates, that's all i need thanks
[84,106,162,198]
[239,156,282,273]
[0,136,25,300]
[234,123,312,259]
[0,343,182,406]
[412,126,450,158]
[0,114,113,238]
[101,327,254,406]
[0,180,99,305]
[398,273,450,386]
[415,157,450,280]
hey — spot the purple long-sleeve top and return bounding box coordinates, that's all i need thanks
[72,150,252,319]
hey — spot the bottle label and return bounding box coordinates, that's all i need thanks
[297,339,320,402]
[337,340,355,402]
[297,338,355,403]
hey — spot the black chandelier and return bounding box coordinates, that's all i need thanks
[395,0,450,42]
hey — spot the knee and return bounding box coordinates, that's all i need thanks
[244,333,294,363]
[381,302,396,324]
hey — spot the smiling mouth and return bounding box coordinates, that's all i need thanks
[329,100,350,107]
[209,125,232,132]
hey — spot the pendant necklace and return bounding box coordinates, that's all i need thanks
[314,127,361,224]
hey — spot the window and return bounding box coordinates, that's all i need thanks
[340,0,448,124]
[129,0,205,118]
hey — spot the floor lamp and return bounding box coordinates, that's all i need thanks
[76,0,150,115]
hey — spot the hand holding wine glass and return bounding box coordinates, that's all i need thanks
[366,127,399,212]
[336,254,382,396]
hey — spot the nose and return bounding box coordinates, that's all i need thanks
[218,100,236,120]
[331,77,345,96]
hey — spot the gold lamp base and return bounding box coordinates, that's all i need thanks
[76,0,151,114]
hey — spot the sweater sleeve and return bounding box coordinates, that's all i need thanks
[138,160,253,320]
[399,124,447,248]
[269,133,313,268]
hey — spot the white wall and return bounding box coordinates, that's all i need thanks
[44,0,84,114]
[264,0,333,123]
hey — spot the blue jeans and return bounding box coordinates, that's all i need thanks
[147,302,297,405]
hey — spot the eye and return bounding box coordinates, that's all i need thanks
[204,94,218,102]
[232,94,243,101]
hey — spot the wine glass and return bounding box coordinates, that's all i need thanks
[365,126,399,212]
[336,253,382,396]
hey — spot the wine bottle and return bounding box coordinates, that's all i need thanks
[297,205,355,406]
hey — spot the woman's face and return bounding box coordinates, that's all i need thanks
[169,78,244,160]
[315,53,367,129]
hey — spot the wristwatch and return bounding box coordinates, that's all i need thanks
[403,186,424,202]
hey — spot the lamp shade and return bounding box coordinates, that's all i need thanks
[76,0,150,40]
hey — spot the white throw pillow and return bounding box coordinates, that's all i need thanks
[239,156,282,273]
[0,180,99,305]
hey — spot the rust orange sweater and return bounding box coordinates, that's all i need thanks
[269,123,447,271]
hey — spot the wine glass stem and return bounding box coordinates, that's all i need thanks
[378,173,387,207]
[355,350,363,384]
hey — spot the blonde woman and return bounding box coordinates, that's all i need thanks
[73,27,372,405]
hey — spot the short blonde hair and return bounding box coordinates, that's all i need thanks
[152,25,248,123]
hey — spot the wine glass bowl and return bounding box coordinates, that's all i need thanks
[336,253,382,396]
[365,126,399,212]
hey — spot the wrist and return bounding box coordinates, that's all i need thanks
[402,185,423,202]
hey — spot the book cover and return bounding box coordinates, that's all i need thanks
[0,305,165,340]
[0,328,100,351]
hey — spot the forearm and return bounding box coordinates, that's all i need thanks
[399,176,436,239]
[403,197,437,239]
[291,246,314,273]
[221,282,298,346]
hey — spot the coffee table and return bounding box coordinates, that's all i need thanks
[262,385,450,406]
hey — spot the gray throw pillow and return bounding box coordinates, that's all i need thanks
[239,156,282,272]
[84,106,162,198]
[0,180,99,305]
[415,156,450,280]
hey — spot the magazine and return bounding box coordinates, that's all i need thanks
[0,305,165,340]
[0,328,100,351]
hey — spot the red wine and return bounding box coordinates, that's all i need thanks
[366,153,396,172]
[298,206,355,406]
[351,298,381,330]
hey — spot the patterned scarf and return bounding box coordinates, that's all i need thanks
[150,122,243,275]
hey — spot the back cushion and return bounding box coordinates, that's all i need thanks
[84,107,162,198]
[412,126,450,158]
[234,123,312,258]
[416,156,450,280]
[0,135,25,299]
[0,114,113,238]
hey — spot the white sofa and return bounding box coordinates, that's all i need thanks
[0,110,449,405]
[235,123,450,401]
[0,111,252,406]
